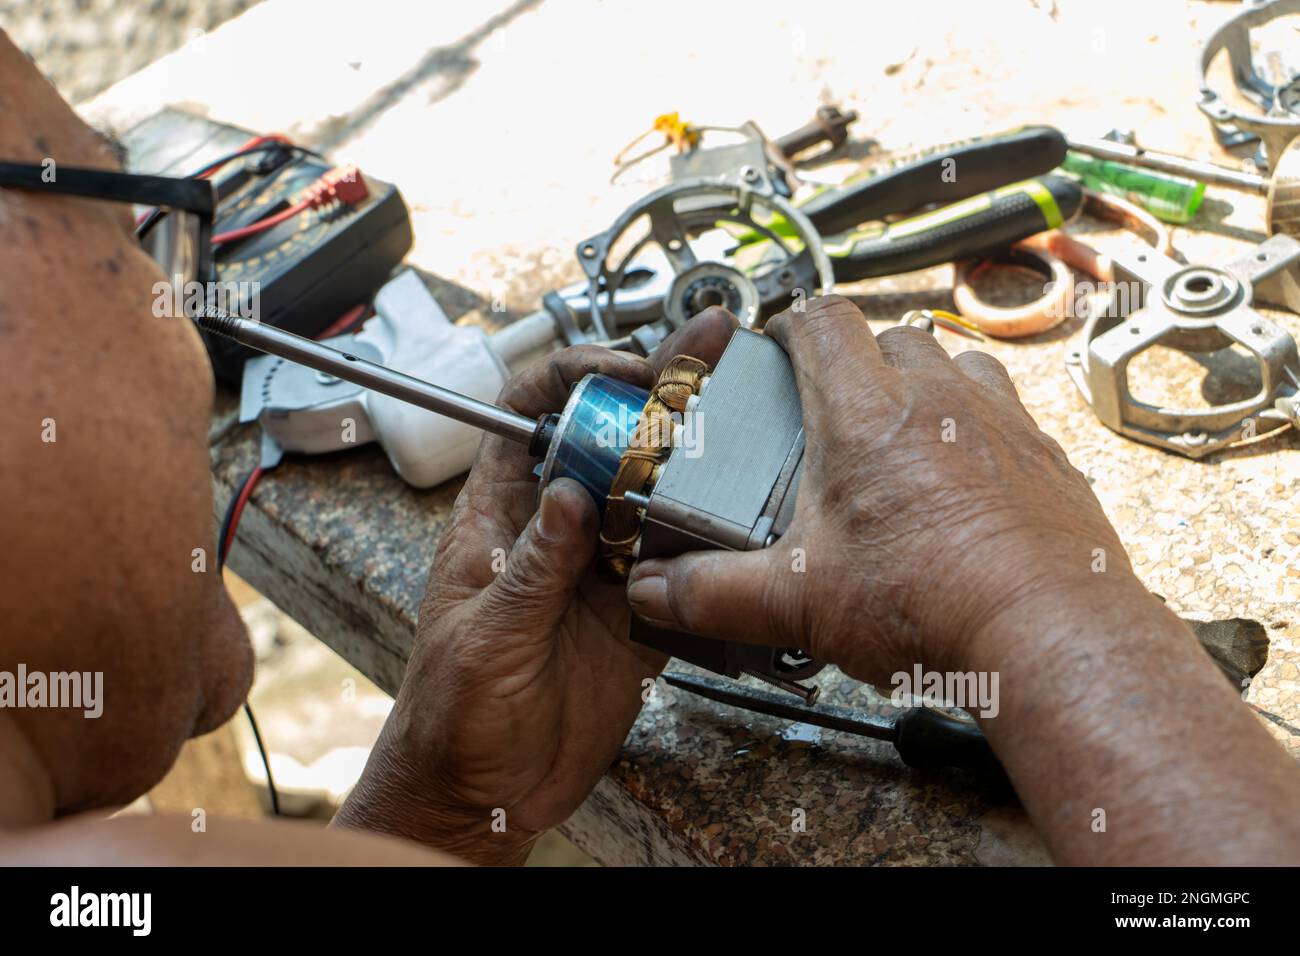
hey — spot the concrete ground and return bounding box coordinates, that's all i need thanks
[2,0,264,103]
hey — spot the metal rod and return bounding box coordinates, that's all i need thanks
[662,671,892,740]
[196,312,539,445]
[1068,137,1268,193]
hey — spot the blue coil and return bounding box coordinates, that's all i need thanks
[545,374,649,508]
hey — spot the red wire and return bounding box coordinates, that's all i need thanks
[218,302,364,562]
[134,135,296,227]
[218,300,364,560]
[314,303,368,340]
[222,465,263,559]
[211,163,365,246]
[217,292,353,559]
[197,135,293,179]
[211,198,311,245]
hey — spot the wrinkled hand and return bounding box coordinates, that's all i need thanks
[626,295,1140,686]
[336,308,737,863]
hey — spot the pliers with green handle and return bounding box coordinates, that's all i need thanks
[737,125,1081,283]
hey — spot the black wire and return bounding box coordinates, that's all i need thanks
[199,140,322,175]
[217,464,282,817]
[136,142,321,240]
[242,701,281,816]
[215,463,257,570]
[134,206,166,240]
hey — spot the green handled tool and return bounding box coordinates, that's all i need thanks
[732,125,1081,283]
[817,176,1080,281]
[803,124,1070,235]
[733,175,1081,283]
[662,671,1005,776]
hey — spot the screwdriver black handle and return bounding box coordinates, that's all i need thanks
[827,175,1082,282]
[803,125,1068,236]
[892,707,1004,775]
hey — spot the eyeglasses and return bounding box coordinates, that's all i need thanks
[0,161,216,293]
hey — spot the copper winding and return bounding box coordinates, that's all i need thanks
[1019,188,1173,283]
[952,249,1075,338]
[952,189,1174,338]
[600,355,710,579]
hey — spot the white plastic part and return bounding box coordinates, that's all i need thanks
[279,393,377,453]
[360,270,510,488]
[490,310,561,371]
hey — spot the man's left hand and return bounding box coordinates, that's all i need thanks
[335,308,736,863]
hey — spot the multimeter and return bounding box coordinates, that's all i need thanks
[122,109,412,384]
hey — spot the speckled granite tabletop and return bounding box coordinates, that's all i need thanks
[207,257,1299,864]
[89,0,1300,864]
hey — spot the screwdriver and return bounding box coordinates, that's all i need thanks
[1067,136,1269,193]
[195,310,559,454]
[1068,135,1300,236]
[661,671,1005,776]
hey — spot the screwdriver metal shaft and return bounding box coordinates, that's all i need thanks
[1067,137,1267,193]
[662,671,1004,774]
[195,311,540,445]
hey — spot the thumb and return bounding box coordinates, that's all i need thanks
[626,548,791,646]
[480,478,598,631]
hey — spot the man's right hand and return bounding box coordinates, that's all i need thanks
[627,295,1300,866]
[625,294,1144,685]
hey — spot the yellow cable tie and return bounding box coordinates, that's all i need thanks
[651,112,702,153]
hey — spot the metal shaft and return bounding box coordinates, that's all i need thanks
[662,671,894,741]
[196,312,539,445]
[1068,136,1268,193]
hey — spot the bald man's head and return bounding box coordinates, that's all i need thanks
[0,30,251,818]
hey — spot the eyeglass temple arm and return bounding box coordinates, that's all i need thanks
[0,162,215,216]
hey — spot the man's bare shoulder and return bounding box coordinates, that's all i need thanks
[0,813,465,866]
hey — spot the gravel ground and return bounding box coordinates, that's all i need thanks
[1,0,264,104]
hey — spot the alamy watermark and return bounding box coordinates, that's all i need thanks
[595,406,705,459]
[0,664,102,718]
[1045,278,1143,321]
[50,886,150,936]
[890,664,999,719]
[152,274,261,322]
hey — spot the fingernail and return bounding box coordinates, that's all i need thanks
[627,570,676,628]
[537,487,566,542]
